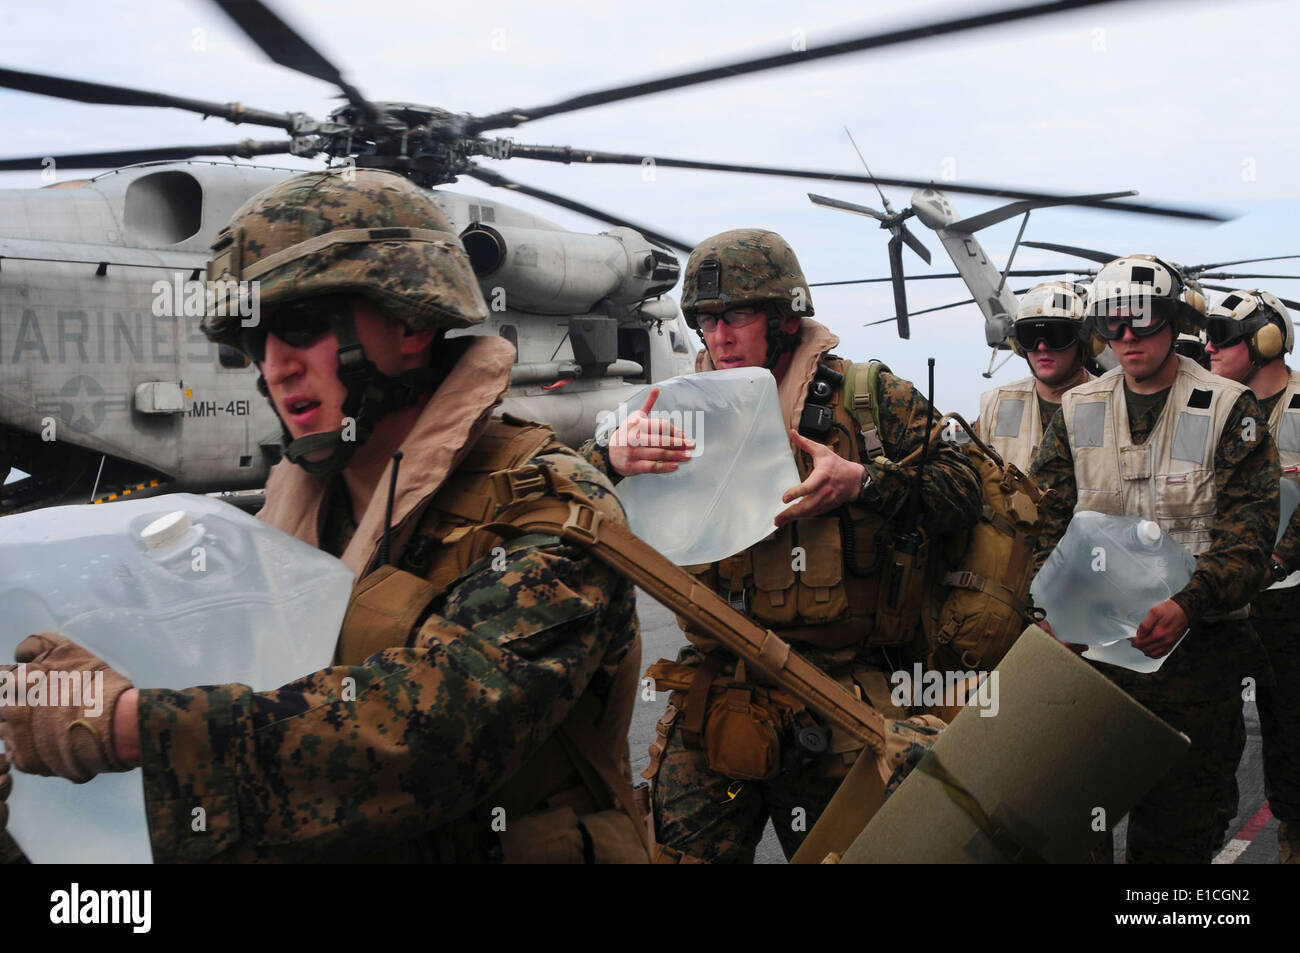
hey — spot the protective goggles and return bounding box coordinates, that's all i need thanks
[239,296,348,361]
[1089,300,1172,340]
[1205,314,1267,350]
[698,308,766,333]
[1013,319,1079,352]
[1174,337,1207,362]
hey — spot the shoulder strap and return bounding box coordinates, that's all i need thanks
[482,465,889,755]
[843,360,889,459]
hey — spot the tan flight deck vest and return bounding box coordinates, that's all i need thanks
[977,372,1093,474]
[1267,368,1300,474]
[682,356,924,653]
[331,416,648,863]
[1061,356,1246,558]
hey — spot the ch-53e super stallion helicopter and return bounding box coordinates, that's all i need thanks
[0,0,1233,510]
[806,133,1300,376]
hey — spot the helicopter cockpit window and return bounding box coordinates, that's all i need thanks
[669,327,688,354]
[124,171,203,246]
[218,345,250,369]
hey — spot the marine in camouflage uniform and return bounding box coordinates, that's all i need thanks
[0,170,646,863]
[586,229,980,863]
[1203,289,1300,863]
[1031,256,1277,864]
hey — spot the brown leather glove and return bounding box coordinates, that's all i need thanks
[0,633,134,783]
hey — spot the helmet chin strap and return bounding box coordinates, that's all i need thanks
[259,308,434,478]
[762,309,800,370]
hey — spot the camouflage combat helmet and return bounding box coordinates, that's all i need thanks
[203,168,489,476]
[203,167,487,349]
[680,228,812,368]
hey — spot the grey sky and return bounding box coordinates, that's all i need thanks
[2,0,1298,415]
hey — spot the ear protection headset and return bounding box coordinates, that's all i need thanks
[1207,289,1293,364]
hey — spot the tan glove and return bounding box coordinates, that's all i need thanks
[0,633,134,783]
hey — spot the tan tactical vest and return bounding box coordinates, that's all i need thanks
[977,372,1091,474]
[335,416,647,863]
[1267,368,1300,474]
[978,377,1043,474]
[682,358,912,651]
[1061,356,1246,557]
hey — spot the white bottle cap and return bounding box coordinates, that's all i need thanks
[141,511,191,551]
[1136,520,1162,545]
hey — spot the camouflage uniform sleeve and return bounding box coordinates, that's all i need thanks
[1171,391,1278,622]
[578,437,620,484]
[134,453,638,863]
[1028,407,1077,573]
[868,370,983,534]
[1274,495,1300,568]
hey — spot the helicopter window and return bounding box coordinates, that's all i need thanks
[669,327,688,354]
[617,328,650,383]
[124,171,202,246]
[498,324,518,352]
[218,345,251,369]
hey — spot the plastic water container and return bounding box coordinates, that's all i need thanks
[593,367,801,565]
[0,493,354,863]
[1031,511,1196,673]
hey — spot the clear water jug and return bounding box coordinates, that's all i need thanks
[0,493,353,862]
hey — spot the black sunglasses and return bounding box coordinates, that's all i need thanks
[1014,319,1079,352]
[239,297,349,361]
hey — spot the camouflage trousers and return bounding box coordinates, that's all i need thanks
[1249,599,1300,828]
[1091,619,1258,864]
[648,664,942,864]
[650,720,845,864]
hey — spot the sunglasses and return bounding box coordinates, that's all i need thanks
[698,308,766,333]
[239,297,348,361]
[1014,320,1079,352]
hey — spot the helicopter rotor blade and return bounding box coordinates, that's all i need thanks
[1194,273,1300,282]
[887,234,910,339]
[210,0,379,124]
[811,268,1081,288]
[506,145,1228,221]
[1021,240,1119,263]
[898,223,932,265]
[862,288,1037,327]
[462,165,695,253]
[468,0,1131,133]
[1189,254,1300,272]
[808,193,888,222]
[0,66,299,131]
[0,140,294,172]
